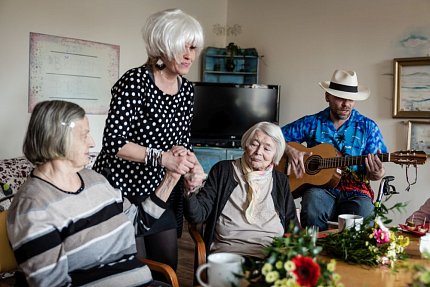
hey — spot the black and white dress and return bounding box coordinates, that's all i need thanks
[93,65,194,205]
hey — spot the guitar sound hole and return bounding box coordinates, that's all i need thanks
[305,155,321,175]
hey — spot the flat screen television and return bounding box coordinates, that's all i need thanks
[191,82,280,147]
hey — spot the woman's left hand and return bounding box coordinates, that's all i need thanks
[170,145,189,157]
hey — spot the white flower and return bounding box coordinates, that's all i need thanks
[375,216,389,232]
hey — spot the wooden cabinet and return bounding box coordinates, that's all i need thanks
[193,146,244,174]
[202,46,259,84]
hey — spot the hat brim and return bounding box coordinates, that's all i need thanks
[319,81,370,101]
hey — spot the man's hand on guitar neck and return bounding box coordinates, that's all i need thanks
[365,151,385,181]
[285,143,312,178]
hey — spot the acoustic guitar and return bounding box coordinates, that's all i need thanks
[281,142,427,198]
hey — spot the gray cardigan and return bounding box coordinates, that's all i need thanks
[184,160,299,255]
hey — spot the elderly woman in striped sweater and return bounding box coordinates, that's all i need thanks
[7,100,178,287]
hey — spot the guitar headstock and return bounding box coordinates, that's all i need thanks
[390,150,427,166]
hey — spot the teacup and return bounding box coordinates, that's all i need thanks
[196,252,244,287]
[420,233,430,255]
[338,214,363,231]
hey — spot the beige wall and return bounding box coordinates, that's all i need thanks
[1,0,430,223]
[225,0,430,224]
[0,0,227,156]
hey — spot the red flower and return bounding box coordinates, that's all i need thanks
[291,256,321,287]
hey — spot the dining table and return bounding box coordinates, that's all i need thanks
[319,229,430,287]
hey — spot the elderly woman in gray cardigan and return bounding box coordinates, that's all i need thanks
[184,122,299,259]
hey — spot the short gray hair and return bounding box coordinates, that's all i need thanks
[241,122,286,165]
[142,8,204,65]
[23,100,86,165]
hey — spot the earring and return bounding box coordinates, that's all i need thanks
[155,58,166,70]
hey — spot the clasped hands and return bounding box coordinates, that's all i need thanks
[162,145,206,192]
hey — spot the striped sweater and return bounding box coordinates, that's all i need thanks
[7,168,166,287]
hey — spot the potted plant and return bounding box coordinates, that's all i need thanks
[225,42,239,72]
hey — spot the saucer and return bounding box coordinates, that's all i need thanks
[398,223,429,236]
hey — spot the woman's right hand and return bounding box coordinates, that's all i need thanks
[161,147,196,175]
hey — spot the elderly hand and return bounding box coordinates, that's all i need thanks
[285,143,312,178]
[365,151,385,181]
[183,154,207,193]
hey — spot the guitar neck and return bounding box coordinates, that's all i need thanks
[319,153,390,169]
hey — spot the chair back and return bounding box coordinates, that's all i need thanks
[0,210,18,273]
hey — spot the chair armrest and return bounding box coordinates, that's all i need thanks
[139,257,179,287]
[188,222,207,286]
[0,210,18,273]
[188,223,206,267]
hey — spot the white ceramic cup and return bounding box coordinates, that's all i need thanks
[196,252,244,287]
[420,233,430,255]
[338,214,363,231]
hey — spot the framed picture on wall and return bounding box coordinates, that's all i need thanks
[29,32,120,114]
[393,57,430,118]
[407,120,430,153]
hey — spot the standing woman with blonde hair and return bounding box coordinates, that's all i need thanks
[93,8,205,273]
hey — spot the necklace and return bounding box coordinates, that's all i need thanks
[33,168,85,194]
[157,70,180,94]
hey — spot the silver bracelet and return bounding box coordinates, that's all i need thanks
[145,147,163,167]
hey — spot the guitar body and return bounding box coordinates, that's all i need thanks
[288,142,343,198]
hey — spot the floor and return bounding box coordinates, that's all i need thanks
[177,222,196,287]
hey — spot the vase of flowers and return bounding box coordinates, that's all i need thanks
[244,225,342,287]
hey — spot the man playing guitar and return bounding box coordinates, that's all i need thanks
[281,69,386,231]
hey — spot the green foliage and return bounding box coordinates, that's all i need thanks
[318,201,409,267]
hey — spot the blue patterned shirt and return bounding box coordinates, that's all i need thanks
[281,108,387,198]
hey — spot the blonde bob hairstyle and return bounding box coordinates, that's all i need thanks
[240,121,286,165]
[142,8,204,67]
[23,100,86,165]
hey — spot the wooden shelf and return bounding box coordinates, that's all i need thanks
[202,47,259,84]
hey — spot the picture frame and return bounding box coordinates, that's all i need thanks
[393,57,430,118]
[29,32,119,114]
[407,120,430,153]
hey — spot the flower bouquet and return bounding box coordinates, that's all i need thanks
[318,202,410,268]
[244,225,342,287]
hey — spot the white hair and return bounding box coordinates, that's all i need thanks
[241,121,286,165]
[142,8,204,64]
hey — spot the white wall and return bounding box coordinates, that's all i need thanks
[1,0,430,224]
[0,0,227,157]
[226,0,430,224]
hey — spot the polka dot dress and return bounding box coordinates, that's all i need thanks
[93,65,194,204]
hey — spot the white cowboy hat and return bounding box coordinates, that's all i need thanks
[319,69,370,101]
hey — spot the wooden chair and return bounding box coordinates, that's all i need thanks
[138,258,179,287]
[188,221,207,286]
[0,196,179,287]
